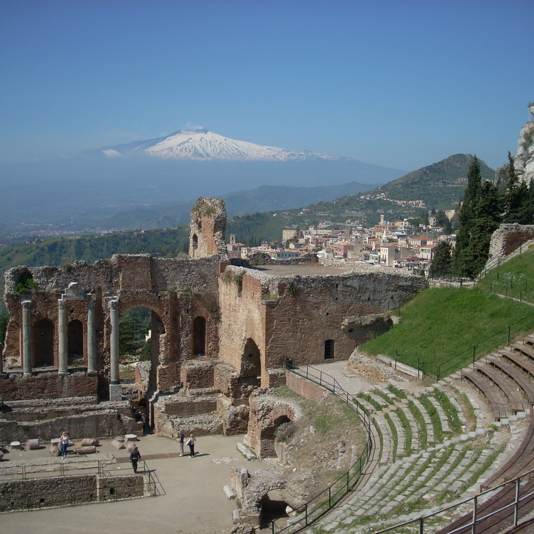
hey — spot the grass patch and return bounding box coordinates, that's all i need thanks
[357,392,383,411]
[360,287,534,378]
[370,389,395,405]
[434,390,462,434]
[387,384,407,399]
[408,400,427,449]
[478,246,534,304]
[418,395,443,443]
[395,408,412,455]
[384,412,398,461]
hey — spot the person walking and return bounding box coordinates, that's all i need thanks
[130,444,142,473]
[186,433,196,458]
[178,430,185,456]
[60,431,69,459]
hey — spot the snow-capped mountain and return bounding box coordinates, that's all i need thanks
[99,129,342,162]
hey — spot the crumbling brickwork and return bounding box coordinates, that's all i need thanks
[1,197,428,442]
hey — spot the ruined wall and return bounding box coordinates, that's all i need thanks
[218,270,268,379]
[245,392,302,457]
[286,372,326,403]
[0,474,144,512]
[218,264,427,379]
[486,223,534,264]
[189,197,228,259]
[2,253,222,397]
[0,371,96,401]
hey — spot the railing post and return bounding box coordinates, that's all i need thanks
[508,326,512,343]
[305,503,308,525]
[472,495,477,534]
[271,518,275,534]
[419,516,424,534]
[328,486,332,507]
[514,477,520,526]
[472,345,476,365]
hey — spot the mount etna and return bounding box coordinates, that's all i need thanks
[0,130,405,234]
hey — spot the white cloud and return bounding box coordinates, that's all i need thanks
[102,149,123,158]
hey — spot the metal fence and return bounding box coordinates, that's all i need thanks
[371,466,534,534]
[263,362,376,534]
[0,459,158,512]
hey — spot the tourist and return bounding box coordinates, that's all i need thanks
[186,433,196,458]
[60,431,69,459]
[178,430,185,456]
[130,444,142,473]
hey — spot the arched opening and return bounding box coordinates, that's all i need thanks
[193,316,206,356]
[119,306,165,389]
[192,233,198,252]
[260,490,289,528]
[241,338,261,386]
[32,319,54,367]
[260,415,293,459]
[67,319,84,364]
[324,339,335,359]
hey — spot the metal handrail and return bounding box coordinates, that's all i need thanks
[371,466,534,534]
[264,362,376,534]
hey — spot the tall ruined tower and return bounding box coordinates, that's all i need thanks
[189,197,228,259]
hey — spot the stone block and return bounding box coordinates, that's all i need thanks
[26,438,40,450]
[80,438,99,447]
[109,384,123,402]
[125,434,137,441]
[75,446,97,454]
[10,441,21,449]
[111,439,125,450]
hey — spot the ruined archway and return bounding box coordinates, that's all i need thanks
[241,338,261,386]
[67,319,84,364]
[193,316,206,356]
[32,319,54,368]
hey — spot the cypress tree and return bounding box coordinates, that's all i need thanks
[430,241,452,277]
[453,157,482,275]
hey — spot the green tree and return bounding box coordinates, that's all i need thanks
[453,157,482,276]
[429,241,452,277]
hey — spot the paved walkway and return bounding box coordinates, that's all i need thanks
[0,434,270,534]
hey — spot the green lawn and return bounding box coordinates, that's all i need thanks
[360,286,534,379]
[477,245,534,304]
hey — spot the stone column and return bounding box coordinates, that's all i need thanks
[22,300,32,376]
[86,297,97,376]
[109,298,120,385]
[58,298,68,375]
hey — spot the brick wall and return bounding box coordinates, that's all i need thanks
[285,372,326,402]
[0,371,97,401]
[0,474,144,512]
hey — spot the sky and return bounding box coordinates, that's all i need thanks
[0,0,533,172]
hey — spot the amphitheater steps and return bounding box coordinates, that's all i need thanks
[318,386,492,533]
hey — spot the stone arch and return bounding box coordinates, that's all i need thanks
[67,319,84,364]
[192,316,206,356]
[117,299,168,395]
[32,319,54,368]
[191,233,199,253]
[241,338,261,387]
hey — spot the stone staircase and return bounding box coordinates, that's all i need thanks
[315,377,523,534]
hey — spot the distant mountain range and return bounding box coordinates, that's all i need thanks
[89,128,343,162]
[0,131,405,234]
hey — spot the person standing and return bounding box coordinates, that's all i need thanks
[130,445,141,473]
[60,431,69,459]
[178,430,185,456]
[186,433,196,458]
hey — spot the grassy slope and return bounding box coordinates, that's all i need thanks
[360,247,534,377]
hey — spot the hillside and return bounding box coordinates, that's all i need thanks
[374,154,495,209]
[361,247,534,377]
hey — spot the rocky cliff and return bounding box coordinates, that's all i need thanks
[514,103,534,184]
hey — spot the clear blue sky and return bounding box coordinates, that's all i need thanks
[0,0,532,171]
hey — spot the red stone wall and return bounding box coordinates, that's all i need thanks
[285,372,325,403]
[0,371,97,401]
